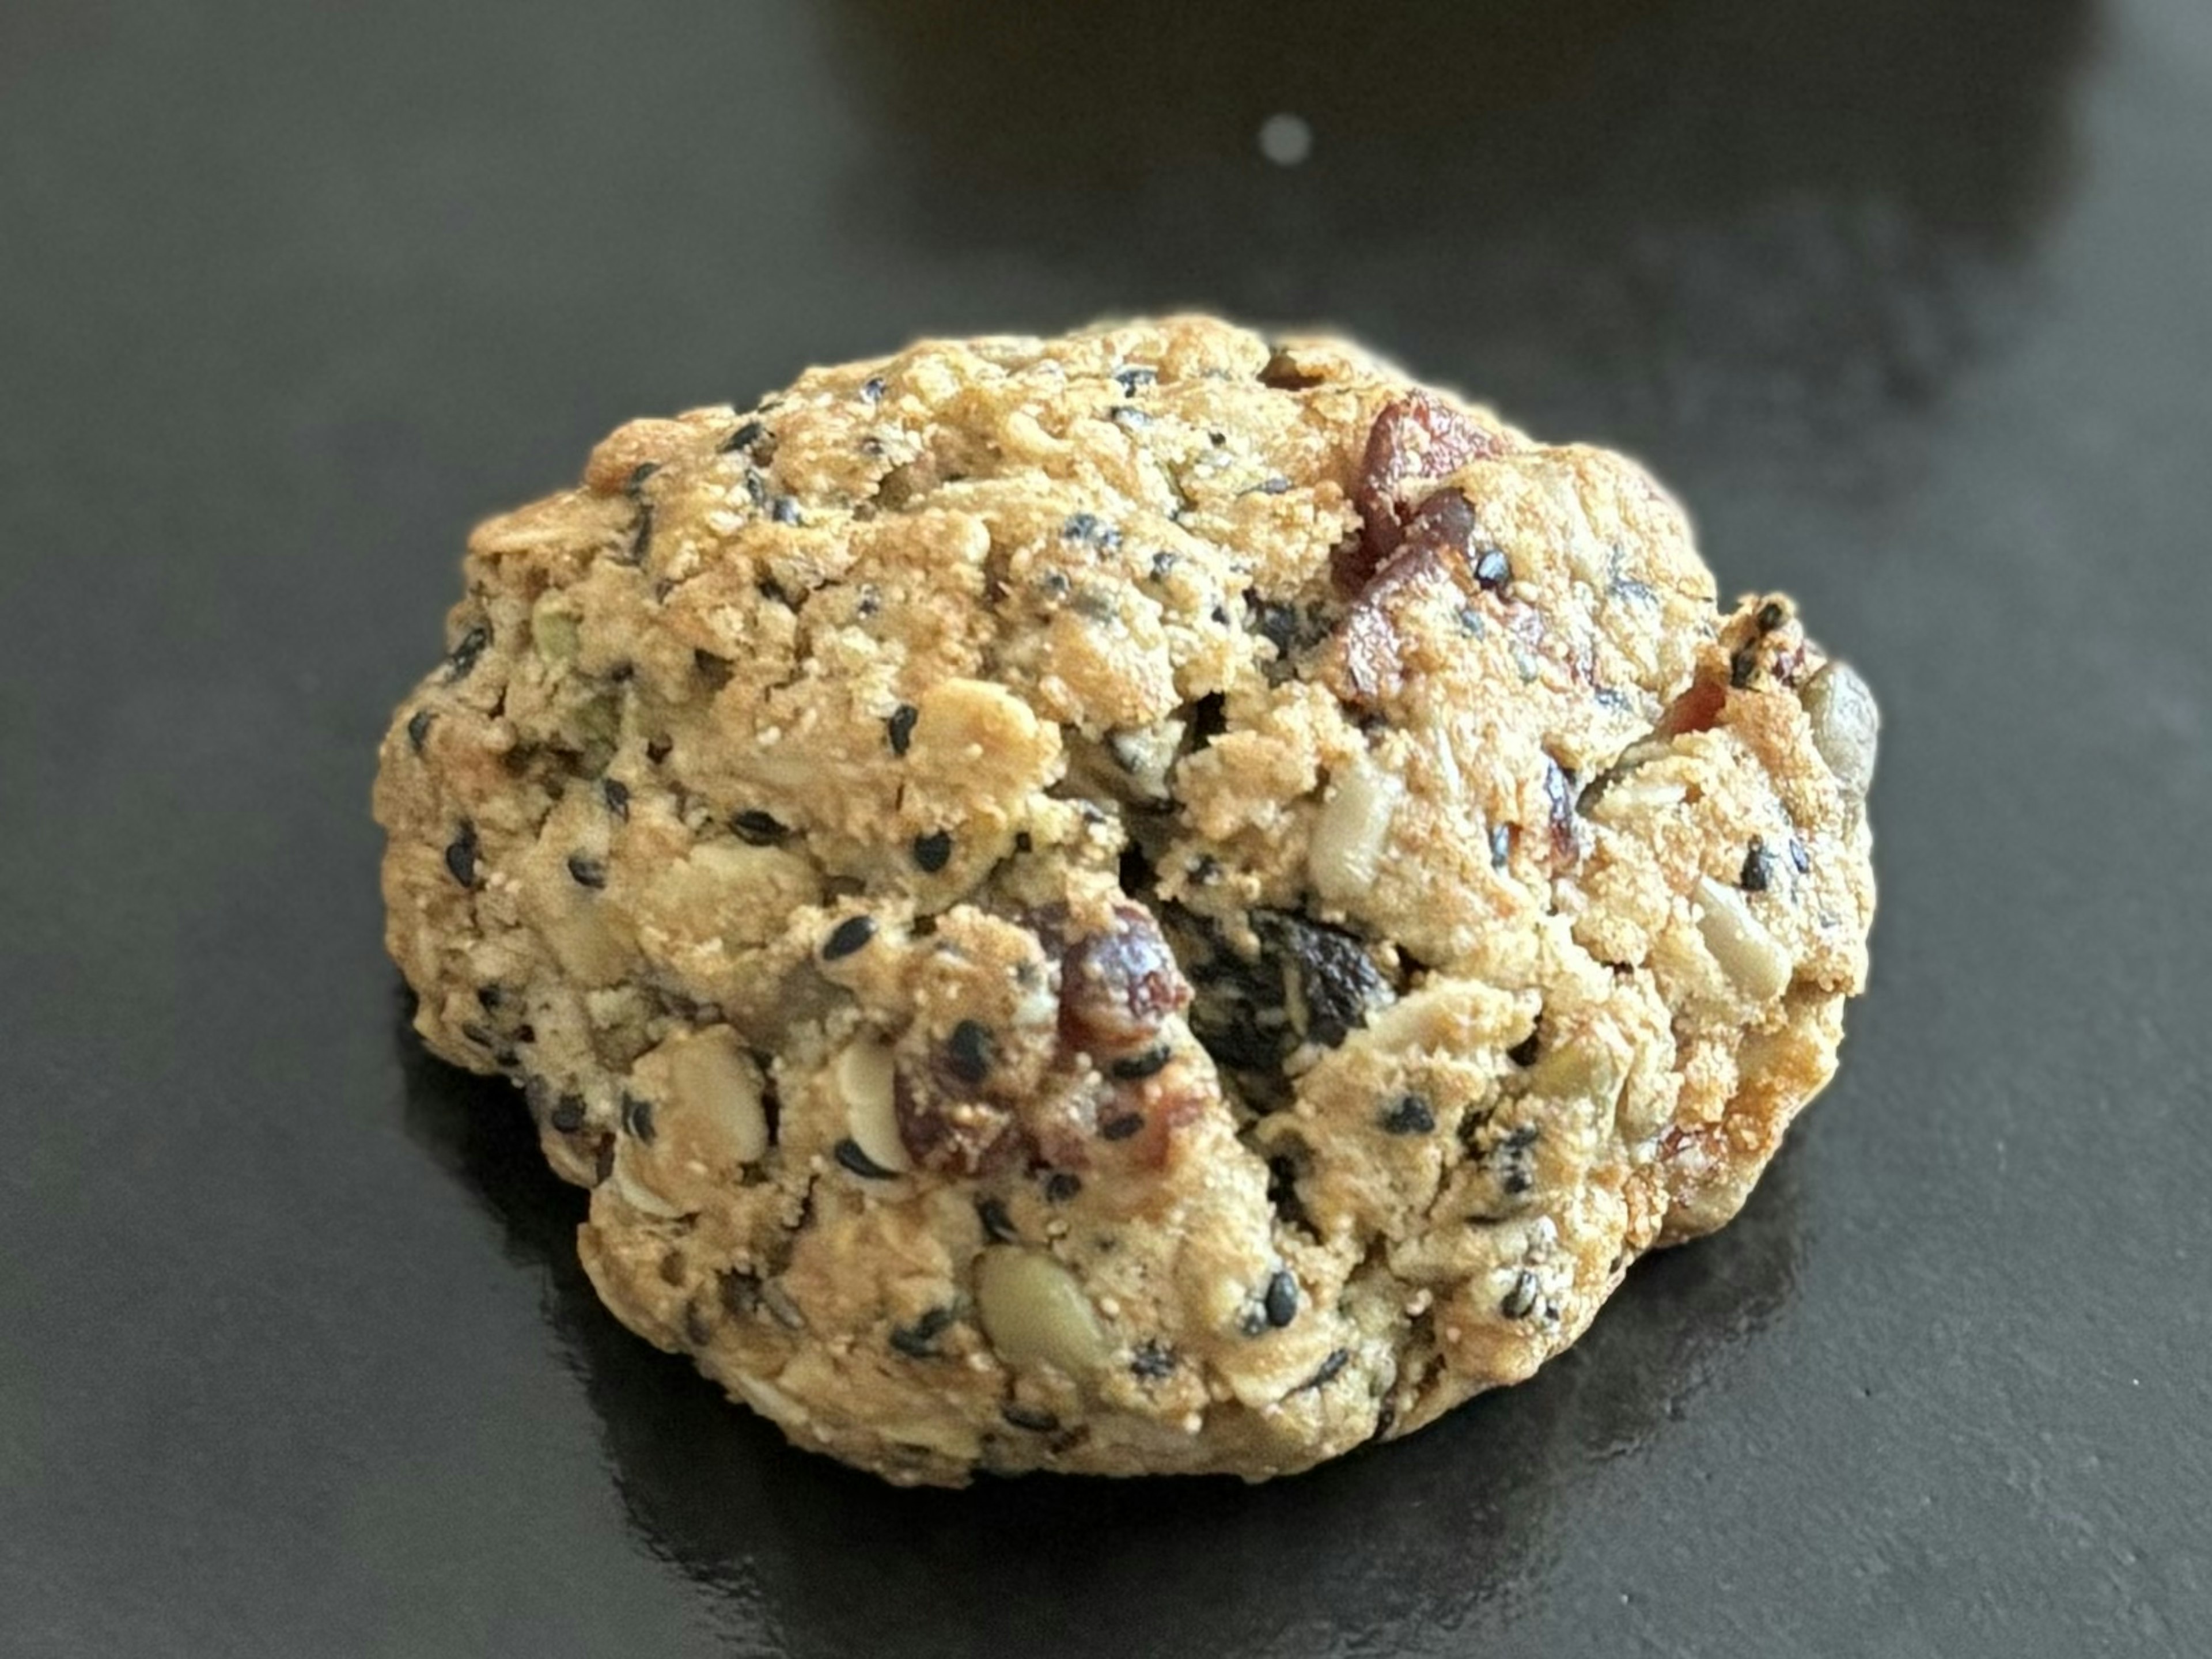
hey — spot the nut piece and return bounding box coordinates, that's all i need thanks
[973,1246,1112,1376]
[1694,876,1793,1003]
[1309,753,1404,906]
[1800,661,1879,798]
[835,1035,912,1175]
[612,1027,769,1215]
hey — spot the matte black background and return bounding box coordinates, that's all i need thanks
[4,1,2208,1653]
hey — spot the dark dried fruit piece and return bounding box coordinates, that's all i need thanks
[895,1068,1023,1176]
[1260,348,1325,391]
[1341,395,1500,589]
[1058,904,1191,1059]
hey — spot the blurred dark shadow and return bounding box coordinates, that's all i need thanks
[822,0,2095,442]
[397,994,1804,1657]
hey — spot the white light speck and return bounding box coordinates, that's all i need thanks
[1257,112,1312,167]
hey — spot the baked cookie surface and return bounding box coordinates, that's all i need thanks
[374,316,1877,1484]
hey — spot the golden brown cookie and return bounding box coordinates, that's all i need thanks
[374,316,1877,1485]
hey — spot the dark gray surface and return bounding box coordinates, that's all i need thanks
[3,1,2208,1653]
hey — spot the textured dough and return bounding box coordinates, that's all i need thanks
[374,316,1877,1485]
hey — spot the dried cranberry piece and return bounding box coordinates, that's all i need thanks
[1058,904,1191,1059]
[1338,395,1498,590]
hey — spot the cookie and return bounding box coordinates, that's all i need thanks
[374,316,1877,1485]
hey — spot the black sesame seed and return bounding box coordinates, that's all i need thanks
[1108,1045,1173,1081]
[1044,1172,1082,1203]
[889,1305,954,1358]
[1790,838,1813,875]
[861,376,887,403]
[1130,1342,1175,1380]
[406,709,434,752]
[744,470,768,507]
[835,1138,899,1180]
[886,703,919,756]
[1302,1348,1350,1391]
[1730,646,1759,689]
[912,829,953,873]
[1111,404,1151,428]
[600,777,630,819]
[1379,1094,1437,1135]
[1149,551,1177,581]
[630,502,654,565]
[1490,822,1513,869]
[721,419,766,454]
[550,1094,586,1134]
[625,461,660,497]
[822,914,877,960]
[621,1094,657,1143]
[1507,1029,1541,1067]
[1264,1270,1301,1328]
[1756,600,1786,633]
[1113,366,1157,396]
[445,623,491,680]
[1100,1112,1146,1142]
[733,809,788,846]
[1740,838,1777,893]
[1013,831,1033,854]
[444,821,479,889]
[1457,606,1486,638]
[1501,1270,1541,1320]
[566,854,607,889]
[977,1196,1018,1243]
[1474,548,1512,592]
[770,495,802,525]
[946,1019,992,1085]
[1000,1402,1060,1433]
